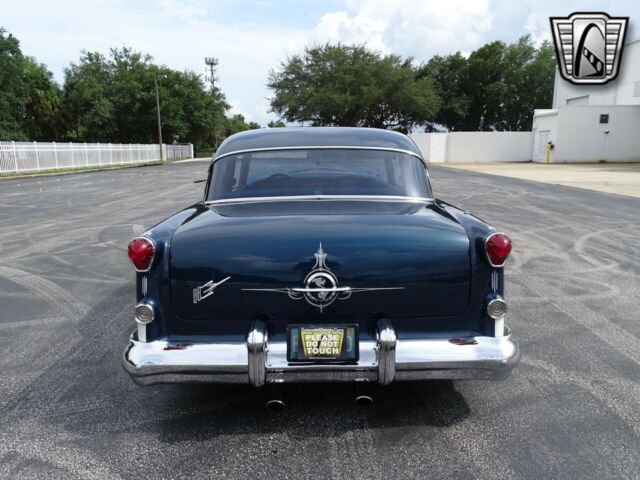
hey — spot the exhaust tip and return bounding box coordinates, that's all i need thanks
[354,395,374,407]
[265,399,286,411]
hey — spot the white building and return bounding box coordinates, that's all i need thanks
[532,38,640,162]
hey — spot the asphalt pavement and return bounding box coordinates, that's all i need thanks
[0,162,638,479]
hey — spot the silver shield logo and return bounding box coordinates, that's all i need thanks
[550,12,628,85]
[242,243,404,312]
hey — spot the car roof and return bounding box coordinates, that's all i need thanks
[213,127,423,159]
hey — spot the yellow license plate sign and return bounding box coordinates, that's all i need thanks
[287,325,358,363]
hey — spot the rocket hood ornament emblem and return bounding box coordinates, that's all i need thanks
[243,243,404,312]
[193,276,231,304]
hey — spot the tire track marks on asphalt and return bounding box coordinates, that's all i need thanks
[0,419,125,480]
[0,265,88,318]
[522,357,640,436]
[515,273,640,366]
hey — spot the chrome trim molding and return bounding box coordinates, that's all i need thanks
[123,323,520,385]
[206,195,434,206]
[212,146,425,164]
[490,271,499,292]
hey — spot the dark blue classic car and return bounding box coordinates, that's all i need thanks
[123,127,519,389]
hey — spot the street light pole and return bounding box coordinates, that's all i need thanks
[155,76,163,161]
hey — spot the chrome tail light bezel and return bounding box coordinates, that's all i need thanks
[128,236,157,273]
[484,231,512,268]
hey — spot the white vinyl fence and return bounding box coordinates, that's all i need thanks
[0,141,193,175]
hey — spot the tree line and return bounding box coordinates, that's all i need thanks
[0,28,259,150]
[1,27,555,148]
[269,38,555,132]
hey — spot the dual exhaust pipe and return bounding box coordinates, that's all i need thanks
[264,385,373,411]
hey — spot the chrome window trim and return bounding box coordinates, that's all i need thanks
[211,146,426,165]
[205,195,434,206]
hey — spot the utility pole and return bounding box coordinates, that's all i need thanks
[204,57,219,89]
[155,76,163,161]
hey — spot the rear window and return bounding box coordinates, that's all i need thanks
[207,149,430,201]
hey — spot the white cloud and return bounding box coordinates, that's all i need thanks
[315,10,388,52]
[315,0,494,59]
[524,11,552,45]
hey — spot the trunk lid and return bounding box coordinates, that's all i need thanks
[168,201,470,327]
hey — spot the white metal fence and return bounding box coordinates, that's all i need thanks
[0,141,193,175]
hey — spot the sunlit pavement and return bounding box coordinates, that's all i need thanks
[437,162,640,198]
[0,162,638,479]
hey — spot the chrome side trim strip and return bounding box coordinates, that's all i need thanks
[206,195,434,206]
[247,320,267,387]
[212,146,425,164]
[376,319,397,386]
[141,276,148,296]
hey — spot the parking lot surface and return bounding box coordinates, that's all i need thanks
[0,162,638,479]
[438,162,640,198]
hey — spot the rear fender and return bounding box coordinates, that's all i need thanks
[434,200,505,336]
[134,205,203,341]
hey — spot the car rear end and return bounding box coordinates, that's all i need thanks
[122,129,519,386]
[123,200,518,386]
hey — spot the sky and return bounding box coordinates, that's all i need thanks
[3,0,639,126]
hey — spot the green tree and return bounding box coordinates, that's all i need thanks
[63,47,229,147]
[23,57,65,140]
[268,44,440,132]
[0,29,27,140]
[419,35,555,132]
[267,119,286,128]
[498,37,555,131]
[223,114,261,136]
[63,51,116,141]
[419,52,469,131]
[463,40,507,131]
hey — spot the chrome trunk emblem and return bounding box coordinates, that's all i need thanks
[193,276,231,304]
[242,244,403,312]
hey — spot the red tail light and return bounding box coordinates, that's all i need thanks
[485,232,512,267]
[128,237,156,272]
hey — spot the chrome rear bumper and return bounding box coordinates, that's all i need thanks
[123,320,520,386]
